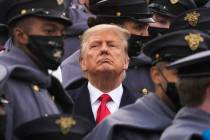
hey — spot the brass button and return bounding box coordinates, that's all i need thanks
[116,12,121,17]
[32,84,40,92]
[155,53,160,59]
[142,88,149,95]
[21,9,27,15]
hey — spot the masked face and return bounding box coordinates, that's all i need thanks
[27,35,64,70]
[128,34,153,57]
[14,17,66,71]
[164,82,182,110]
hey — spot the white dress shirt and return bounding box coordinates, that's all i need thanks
[49,66,62,82]
[88,82,123,120]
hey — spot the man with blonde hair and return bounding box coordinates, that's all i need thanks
[70,24,140,127]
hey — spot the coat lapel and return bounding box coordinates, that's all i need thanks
[72,84,96,125]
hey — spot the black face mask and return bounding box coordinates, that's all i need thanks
[128,34,153,57]
[27,35,64,71]
[158,69,182,111]
[165,82,182,111]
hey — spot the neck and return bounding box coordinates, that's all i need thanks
[198,99,210,115]
[88,72,123,93]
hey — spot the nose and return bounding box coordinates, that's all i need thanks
[141,30,149,36]
[140,25,149,36]
[100,42,109,54]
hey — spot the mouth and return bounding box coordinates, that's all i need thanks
[97,58,113,64]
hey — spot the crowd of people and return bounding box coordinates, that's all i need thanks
[0,0,210,140]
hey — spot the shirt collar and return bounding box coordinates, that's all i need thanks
[88,82,123,105]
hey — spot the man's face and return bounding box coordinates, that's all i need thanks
[80,30,129,76]
[149,13,171,29]
[121,20,149,36]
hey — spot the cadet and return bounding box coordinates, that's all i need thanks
[160,50,210,140]
[148,0,209,36]
[84,29,210,140]
[0,0,74,139]
[148,0,176,36]
[62,0,94,59]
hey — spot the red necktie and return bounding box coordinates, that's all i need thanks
[96,94,111,124]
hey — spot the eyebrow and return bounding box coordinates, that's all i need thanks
[90,39,118,43]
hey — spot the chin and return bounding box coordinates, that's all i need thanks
[96,67,115,73]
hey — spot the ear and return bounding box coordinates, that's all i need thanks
[79,56,87,71]
[123,55,129,70]
[150,66,161,85]
[14,27,28,46]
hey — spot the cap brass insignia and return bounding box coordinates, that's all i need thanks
[53,50,63,59]
[56,117,76,135]
[32,84,40,92]
[57,0,64,5]
[155,53,160,59]
[170,0,179,4]
[185,33,204,51]
[184,11,200,27]
[142,88,149,95]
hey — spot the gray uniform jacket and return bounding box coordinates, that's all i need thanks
[84,93,175,140]
[0,46,73,140]
[160,107,210,140]
[61,50,82,89]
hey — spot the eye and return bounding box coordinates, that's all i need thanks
[43,27,58,35]
[90,45,97,48]
[44,29,55,35]
[90,44,99,48]
[109,44,116,47]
